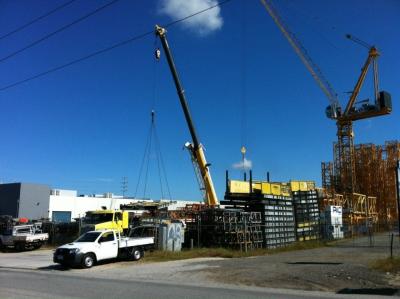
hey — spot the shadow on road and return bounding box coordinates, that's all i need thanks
[337,287,399,296]
[286,262,342,265]
[37,265,72,271]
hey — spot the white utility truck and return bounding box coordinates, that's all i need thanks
[53,228,154,268]
[0,224,48,251]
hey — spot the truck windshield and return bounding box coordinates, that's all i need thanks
[76,232,101,242]
[14,227,32,234]
[83,213,113,225]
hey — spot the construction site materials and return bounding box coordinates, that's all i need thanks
[224,173,307,248]
[198,208,263,251]
[293,190,320,242]
[322,141,399,228]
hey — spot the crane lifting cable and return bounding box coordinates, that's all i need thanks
[134,110,172,200]
[240,0,249,176]
[134,45,171,200]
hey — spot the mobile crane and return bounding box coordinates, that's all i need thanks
[155,25,219,206]
[260,0,392,193]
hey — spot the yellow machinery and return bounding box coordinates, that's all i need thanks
[81,210,132,234]
[260,0,392,194]
[155,25,219,206]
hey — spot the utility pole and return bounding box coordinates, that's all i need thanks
[121,176,128,198]
[395,160,400,236]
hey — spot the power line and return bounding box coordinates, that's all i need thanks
[0,30,153,91]
[0,0,121,64]
[0,0,234,92]
[0,0,78,41]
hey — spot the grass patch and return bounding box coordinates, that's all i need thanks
[371,257,400,273]
[144,240,327,263]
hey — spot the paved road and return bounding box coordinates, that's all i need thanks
[0,268,387,299]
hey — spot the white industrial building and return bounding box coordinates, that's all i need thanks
[49,189,200,222]
[0,183,201,222]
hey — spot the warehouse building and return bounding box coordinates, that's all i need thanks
[0,183,50,220]
[0,183,198,222]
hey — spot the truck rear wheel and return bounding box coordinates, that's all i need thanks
[15,242,25,252]
[129,247,142,261]
[82,253,95,268]
[32,242,42,250]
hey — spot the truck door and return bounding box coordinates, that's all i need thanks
[97,231,118,260]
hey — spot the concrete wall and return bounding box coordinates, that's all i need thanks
[0,183,20,217]
[18,183,50,219]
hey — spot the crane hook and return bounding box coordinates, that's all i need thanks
[155,48,161,60]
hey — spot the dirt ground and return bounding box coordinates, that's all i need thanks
[189,232,400,294]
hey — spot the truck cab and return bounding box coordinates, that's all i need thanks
[81,210,133,234]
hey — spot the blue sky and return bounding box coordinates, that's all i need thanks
[0,0,398,200]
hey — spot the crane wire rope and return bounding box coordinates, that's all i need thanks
[134,120,153,199]
[142,114,154,199]
[134,38,172,200]
[0,0,234,92]
[152,37,172,200]
[0,0,78,41]
[240,0,248,175]
[0,0,122,64]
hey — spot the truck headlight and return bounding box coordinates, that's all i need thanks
[69,248,80,254]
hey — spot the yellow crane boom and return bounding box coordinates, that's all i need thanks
[155,25,219,206]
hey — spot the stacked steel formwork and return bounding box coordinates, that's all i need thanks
[199,209,263,250]
[170,205,263,250]
[292,190,320,241]
[222,194,296,249]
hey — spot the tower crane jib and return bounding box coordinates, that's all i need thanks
[260,0,340,119]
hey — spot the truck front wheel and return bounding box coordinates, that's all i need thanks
[82,253,95,268]
[129,247,143,261]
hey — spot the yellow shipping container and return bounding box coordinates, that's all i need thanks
[290,180,315,191]
[306,181,316,190]
[252,182,262,192]
[271,183,281,196]
[261,182,271,194]
[229,180,250,193]
[299,181,308,191]
[280,183,291,197]
[290,181,300,192]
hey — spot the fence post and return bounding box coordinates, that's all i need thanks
[390,233,394,259]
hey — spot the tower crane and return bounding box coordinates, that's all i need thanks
[155,25,219,206]
[260,0,392,194]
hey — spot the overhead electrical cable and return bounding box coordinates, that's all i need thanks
[0,0,234,92]
[0,0,122,64]
[0,0,78,41]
